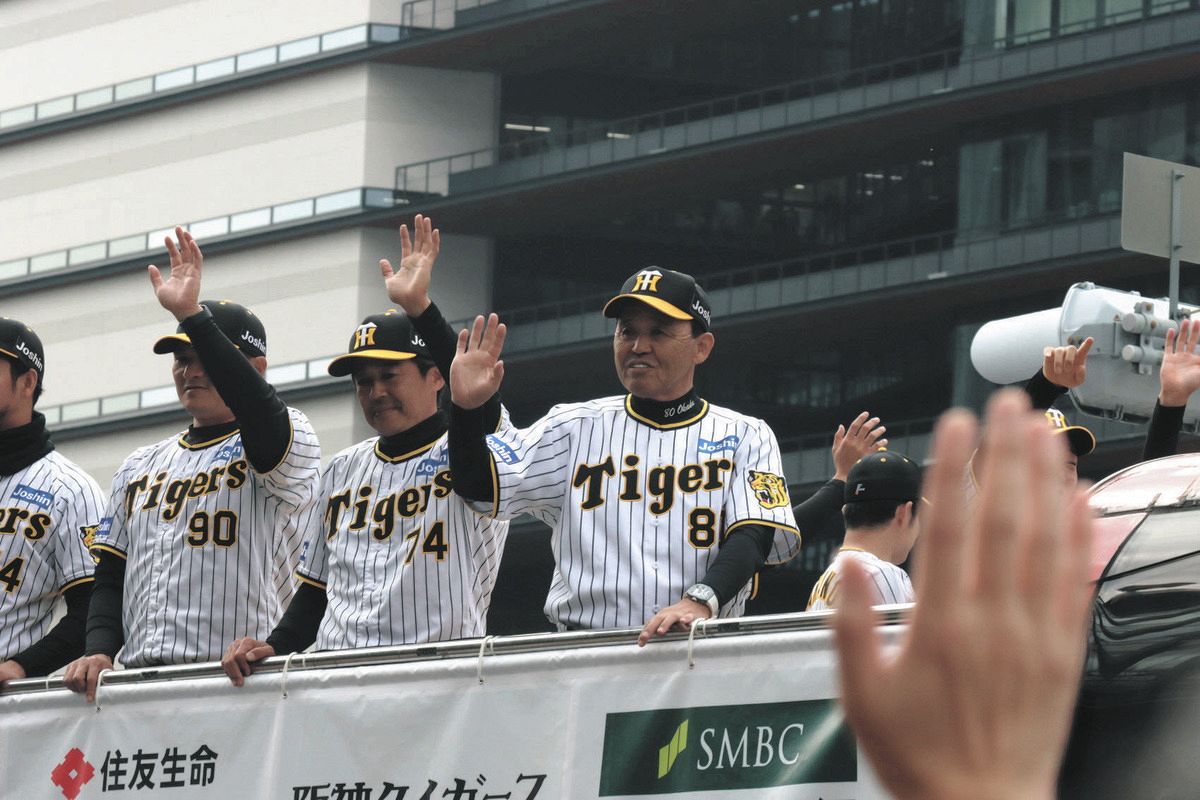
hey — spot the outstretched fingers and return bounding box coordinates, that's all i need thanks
[910,407,976,610]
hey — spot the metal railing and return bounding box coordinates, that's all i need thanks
[0,608,899,695]
[0,188,400,286]
[0,24,405,135]
[396,5,1200,197]
[396,45,963,195]
[1003,0,1196,46]
[494,213,1123,354]
[400,0,576,29]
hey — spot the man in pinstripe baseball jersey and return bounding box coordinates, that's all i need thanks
[64,228,320,701]
[807,449,921,611]
[448,267,801,642]
[222,215,508,685]
[0,319,106,684]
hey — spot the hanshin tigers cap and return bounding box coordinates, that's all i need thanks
[603,267,713,331]
[1044,408,1096,457]
[844,449,923,505]
[153,300,267,358]
[0,317,45,386]
[327,310,434,377]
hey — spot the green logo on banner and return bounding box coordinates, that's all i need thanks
[598,699,855,796]
[657,720,689,779]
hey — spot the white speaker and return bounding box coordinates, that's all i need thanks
[970,282,1200,427]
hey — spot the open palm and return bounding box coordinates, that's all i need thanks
[451,314,506,410]
[1160,319,1200,407]
[147,226,204,321]
[380,214,439,316]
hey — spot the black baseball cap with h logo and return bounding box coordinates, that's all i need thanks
[327,310,434,377]
[602,267,713,332]
[0,317,45,387]
[153,300,267,358]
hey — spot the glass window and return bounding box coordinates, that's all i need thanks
[958,139,1002,232]
[1012,0,1052,42]
[1059,0,1098,32]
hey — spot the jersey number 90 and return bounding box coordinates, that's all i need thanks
[186,509,238,548]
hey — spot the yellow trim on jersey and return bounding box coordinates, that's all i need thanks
[623,396,709,430]
[373,438,438,464]
[60,575,95,593]
[487,452,500,519]
[90,543,128,560]
[295,572,328,590]
[750,572,759,600]
[177,428,241,450]
[725,518,802,566]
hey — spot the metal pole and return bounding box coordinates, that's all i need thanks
[1170,169,1184,319]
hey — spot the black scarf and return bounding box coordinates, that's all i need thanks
[0,412,55,476]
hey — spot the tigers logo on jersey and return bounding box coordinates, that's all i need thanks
[79,525,99,563]
[748,470,789,509]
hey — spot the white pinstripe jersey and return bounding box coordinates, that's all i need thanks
[0,452,104,660]
[476,395,800,630]
[296,432,509,649]
[91,408,320,667]
[807,548,913,611]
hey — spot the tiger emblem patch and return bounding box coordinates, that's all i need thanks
[80,524,99,563]
[748,470,789,509]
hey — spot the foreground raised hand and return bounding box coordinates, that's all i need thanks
[833,389,1094,800]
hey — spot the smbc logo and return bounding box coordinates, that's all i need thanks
[599,700,855,796]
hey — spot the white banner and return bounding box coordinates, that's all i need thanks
[1,624,893,799]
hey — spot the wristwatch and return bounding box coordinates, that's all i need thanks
[683,583,719,617]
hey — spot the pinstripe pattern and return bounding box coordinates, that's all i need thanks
[806,548,913,611]
[92,408,320,667]
[297,433,508,648]
[477,395,800,630]
[0,452,104,660]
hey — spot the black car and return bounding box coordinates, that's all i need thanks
[1060,453,1200,799]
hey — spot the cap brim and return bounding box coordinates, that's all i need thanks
[153,333,192,354]
[327,350,418,377]
[602,294,692,322]
[1060,426,1096,457]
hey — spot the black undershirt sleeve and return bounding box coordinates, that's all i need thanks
[264,583,328,655]
[84,551,126,659]
[448,403,496,502]
[1143,401,1186,462]
[10,581,92,677]
[1023,370,1068,411]
[412,301,502,433]
[792,480,846,543]
[699,524,775,607]
[180,309,291,473]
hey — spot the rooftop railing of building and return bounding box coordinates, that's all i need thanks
[0,25,406,140]
[0,188,402,290]
[395,5,1200,198]
[400,0,577,29]
[6,2,1194,145]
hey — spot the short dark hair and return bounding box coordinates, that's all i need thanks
[8,360,41,406]
[690,320,706,337]
[414,357,438,377]
[843,498,917,530]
